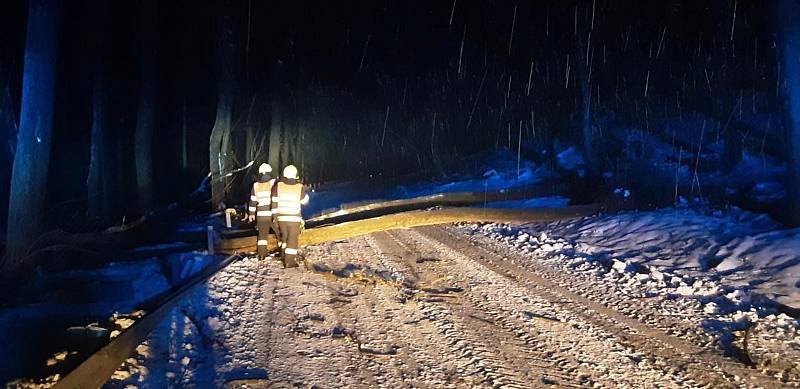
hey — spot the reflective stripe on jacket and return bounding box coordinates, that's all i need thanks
[275,181,307,222]
[250,180,275,217]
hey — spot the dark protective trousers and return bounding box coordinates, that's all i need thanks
[256,216,272,259]
[278,221,301,267]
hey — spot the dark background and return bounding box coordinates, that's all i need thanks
[0,0,790,234]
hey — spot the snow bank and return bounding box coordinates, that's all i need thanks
[538,208,799,308]
[468,206,799,310]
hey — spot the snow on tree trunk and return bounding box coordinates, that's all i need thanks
[134,0,158,213]
[209,9,235,210]
[778,0,800,225]
[4,0,61,270]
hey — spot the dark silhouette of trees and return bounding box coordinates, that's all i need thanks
[778,0,800,225]
[4,0,61,271]
[209,3,235,209]
[134,0,158,213]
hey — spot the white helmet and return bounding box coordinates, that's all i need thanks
[258,163,272,175]
[283,164,298,179]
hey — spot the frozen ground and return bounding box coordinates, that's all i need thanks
[107,220,798,388]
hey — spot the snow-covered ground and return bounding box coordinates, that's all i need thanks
[105,221,799,388]
[460,206,800,376]
[6,148,800,387]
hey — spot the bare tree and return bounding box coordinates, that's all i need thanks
[86,2,113,224]
[134,0,158,213]
[575,3,595,169]
[209,6,235,209]
[4,0,61,270]
[778,0,800,225]
[0,74,18,237]
[86,65,110,223]
[268,101,284,170]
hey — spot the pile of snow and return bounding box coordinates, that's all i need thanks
[472,207,799,309]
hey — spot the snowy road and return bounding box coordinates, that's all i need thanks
[110,225,796,388]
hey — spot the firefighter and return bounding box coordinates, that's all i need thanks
[247,163,277,260]
[273,164,309,268]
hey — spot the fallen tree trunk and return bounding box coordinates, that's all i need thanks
[306,184,566,228]
[220,204,600,253]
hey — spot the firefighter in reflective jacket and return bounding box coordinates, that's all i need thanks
[248,163,277,260]
[272,164,309,268]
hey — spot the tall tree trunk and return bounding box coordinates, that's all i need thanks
[0,82,15,166]
[134,0,158,213]
[0,78,18,239]
[286,114,298,166]
[268,101,282,171]
[209,85,233,209]
[86,2,112,225]
[245,126,254,161]
[181,98,188,169]
[209,9,235,209]
[778,0,800,226]
[575,5,594,170]
[4,0,61,270]
[87,73,109,223]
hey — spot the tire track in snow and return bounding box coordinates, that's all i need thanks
[330,235,470,388]
[372,230,588,388]
[417,225,786,389]
[389,228,693,388]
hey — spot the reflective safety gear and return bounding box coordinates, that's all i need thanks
[258,163,272,175]
[273,173,308,268]
[283,165,298,180]
[275,180,307,222]
[250,178,277,259]
[250,181,275,211]
[278,221,301,268]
